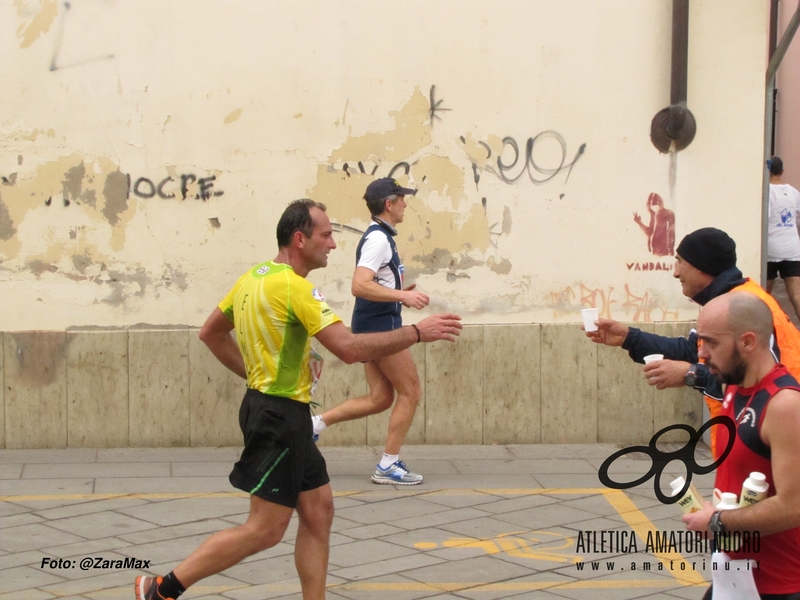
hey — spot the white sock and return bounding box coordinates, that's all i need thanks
[379,453,399,470]
[312,415,327,435]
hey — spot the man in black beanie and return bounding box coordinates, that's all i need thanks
[585,227,800,452]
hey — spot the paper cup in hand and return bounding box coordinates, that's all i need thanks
[581,308,599,332]
[643,354,664,364]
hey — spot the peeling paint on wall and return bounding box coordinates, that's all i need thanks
[0,193,17,241]
[329,90,432,165]
[310,88,496,281]
[12,129,55,142]
[0,1,769,330]
[501,206,512,235]
[63,162,97,208]
[0,153,190,306]
[101,169,129,226]
[0,154,139,259]
[223,109,243,124]
[15,0,58,49]
[488,256,512,275]
[71,251,93,274]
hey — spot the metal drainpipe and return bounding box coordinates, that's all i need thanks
[651,0,696,152]
[761,0,800,286]
[769,0,780,156]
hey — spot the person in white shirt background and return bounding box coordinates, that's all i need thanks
[766,156,800,321]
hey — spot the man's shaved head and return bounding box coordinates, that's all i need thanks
[718,292,774,346]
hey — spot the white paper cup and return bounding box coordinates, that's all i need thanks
[581,308,599,332]
[643,354,664,364]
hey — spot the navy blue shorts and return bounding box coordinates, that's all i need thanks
[351,311,402,334]
[229,389,329,508]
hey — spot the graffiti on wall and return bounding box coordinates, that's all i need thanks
[428,85,451,126]
[465,132,587,187]
[34,170,224,208]
[624,192,676,273]
[48,1,116,72]
[548,283,680,323]
[330,85,587,193]
[128,173,223,201]
[633,192,675,257]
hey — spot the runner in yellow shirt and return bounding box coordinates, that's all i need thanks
[134,199,462,600]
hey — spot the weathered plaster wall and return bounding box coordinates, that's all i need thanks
[1,1,768,330]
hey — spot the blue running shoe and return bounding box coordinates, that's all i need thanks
[371,460,423,485]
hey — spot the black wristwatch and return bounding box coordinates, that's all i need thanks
[709,511,726,534]
[684,364,698,387]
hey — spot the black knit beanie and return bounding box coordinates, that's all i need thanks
[675,228,737,276]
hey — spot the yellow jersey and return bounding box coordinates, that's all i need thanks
[219,260,341,403]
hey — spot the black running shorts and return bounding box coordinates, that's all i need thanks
[767,260,800,280]
[229,389,329,508]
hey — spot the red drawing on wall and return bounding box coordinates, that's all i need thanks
[549,282,679,323]
[633,192,675,256]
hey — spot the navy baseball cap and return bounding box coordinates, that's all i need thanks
[363,178,417,202]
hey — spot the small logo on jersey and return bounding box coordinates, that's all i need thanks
[737,407,757,427]
[256,265,270,275]
[723,390,734,409]
[312,288,326,302]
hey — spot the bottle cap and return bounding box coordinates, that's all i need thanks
[670,476,686,495]
[716,492,739,509]
[748,472,766,484]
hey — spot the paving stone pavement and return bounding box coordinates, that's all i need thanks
[0,444,718,600]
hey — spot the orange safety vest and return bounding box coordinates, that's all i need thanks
[704,279,800,452]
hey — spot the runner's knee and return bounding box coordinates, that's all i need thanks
[299,496,334,535]
[244,524,287,552]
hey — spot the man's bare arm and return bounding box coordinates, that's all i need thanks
[198,308,247,379]
[351,266,429,309]
[315,314,462,364]
[683,389,800,536]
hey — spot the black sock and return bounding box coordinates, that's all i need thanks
[157,572,186,599]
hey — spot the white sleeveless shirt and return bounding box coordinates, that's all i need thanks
[768,183,800,261]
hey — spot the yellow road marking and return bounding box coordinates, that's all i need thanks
[0,487,615,503]
[1,488,708,590]
[603,488,706,585]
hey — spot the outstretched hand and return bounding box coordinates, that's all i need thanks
[584,318,629,347]
[416,313,462,342]
[643,360,691,390]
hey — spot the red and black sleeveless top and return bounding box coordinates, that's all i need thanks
[714,364,800,594]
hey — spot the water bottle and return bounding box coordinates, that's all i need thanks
[739,471,769,507]
[715,492,740,552]
[670,476,705,514]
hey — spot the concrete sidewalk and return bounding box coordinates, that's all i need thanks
[0,444,715,600]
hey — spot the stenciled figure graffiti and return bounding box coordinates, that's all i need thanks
[633,192,675,256]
